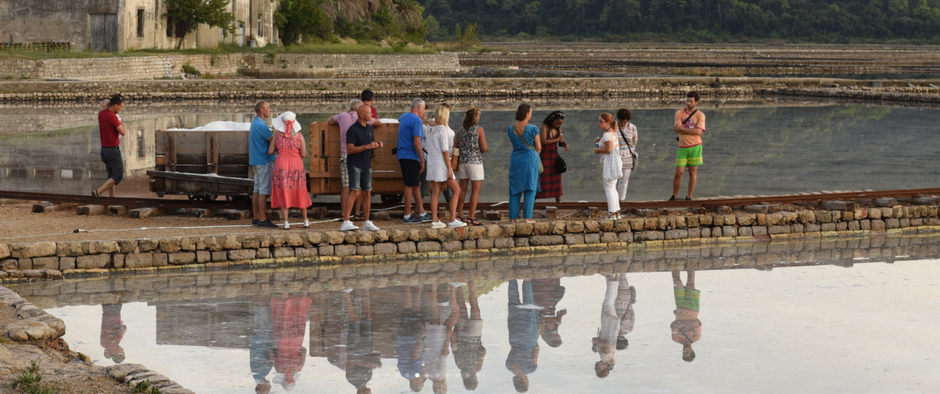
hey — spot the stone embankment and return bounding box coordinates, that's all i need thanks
[1,203,938,282]
[0,286,195,393]
[1,76,940,105]
[0,53,463,81]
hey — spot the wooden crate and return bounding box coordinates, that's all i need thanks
[308,121,404,203]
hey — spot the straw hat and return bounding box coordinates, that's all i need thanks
[273,111,302,133]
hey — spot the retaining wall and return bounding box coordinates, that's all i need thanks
[1,205,938,282]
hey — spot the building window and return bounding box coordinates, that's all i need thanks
[166,16,174,37]
[258,14,263,37]
[137,9,145,38]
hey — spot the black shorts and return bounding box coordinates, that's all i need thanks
[399,159,421,187]
[100,146,124,185]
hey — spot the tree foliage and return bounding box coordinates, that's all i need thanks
[414,0,940,41]
[165,0,237,49]
[277,0,429,44]
[275,0,332,45]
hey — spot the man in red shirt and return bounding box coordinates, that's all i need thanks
[93,94,127,198]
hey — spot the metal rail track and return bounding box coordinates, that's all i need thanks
[1,188,938,214]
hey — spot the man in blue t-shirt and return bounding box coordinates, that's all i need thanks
[397,98,431,224]
[249,101,277,228]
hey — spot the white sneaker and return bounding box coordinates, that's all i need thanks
[362,220,380,231]
[282,221,290,230]
[448,219,468,228]
[431,221,446,229]
[340,221,358,232]
[303,219,310,228]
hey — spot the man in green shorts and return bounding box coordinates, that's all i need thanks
[670,91,706,201]
[670,270,701,362]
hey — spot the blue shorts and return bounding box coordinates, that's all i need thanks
[349,165,372,192]
[100,146,124,185]
[252,162,274,195]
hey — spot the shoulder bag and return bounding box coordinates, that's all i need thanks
[617,123,639,171]
[553,129,568,174]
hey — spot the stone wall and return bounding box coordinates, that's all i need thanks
[0,53,463,81]
[1,204,938,282]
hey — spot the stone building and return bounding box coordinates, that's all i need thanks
[0,0,278,52]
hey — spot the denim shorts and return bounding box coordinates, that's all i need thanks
[348,165,372,192]
[252,162,274,195]
[100,146,124,185]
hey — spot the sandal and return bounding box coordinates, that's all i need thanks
[465,218,481,226]
[91,190,99,199]
[524,219,537,224]
[509,219,518,224]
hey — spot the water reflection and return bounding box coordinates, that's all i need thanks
[8,237,940,393]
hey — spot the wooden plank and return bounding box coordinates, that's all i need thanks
[77,205,107,215]
[130,207,163,219]
[108,205,127,215]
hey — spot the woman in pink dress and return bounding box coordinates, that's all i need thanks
[271,294,312,391]
[269,111,312,229]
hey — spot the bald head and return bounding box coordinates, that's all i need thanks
[356,104,373,124]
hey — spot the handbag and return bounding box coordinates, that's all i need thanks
[556,154,567,174]
[515,125,543,173]
[617,122,639,171]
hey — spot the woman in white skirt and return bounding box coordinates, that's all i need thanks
[615,108,638,202]
[426,104,467,228]
[593,112,623,220]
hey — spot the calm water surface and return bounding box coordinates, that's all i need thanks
[1,99,939,202]
[7,236,940,393]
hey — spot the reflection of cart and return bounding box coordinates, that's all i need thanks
[150,128,253,202]
[307,121,404,205]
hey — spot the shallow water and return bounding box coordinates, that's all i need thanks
[7,236,940,393]
[1,99,939,202]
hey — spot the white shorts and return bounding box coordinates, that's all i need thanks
[457,163,484,181]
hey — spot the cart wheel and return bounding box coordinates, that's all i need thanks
[156,193,164,198]
[381,193,403,205]
[226,195,248,204]
[187,194,197,201]
[206,194,219,202]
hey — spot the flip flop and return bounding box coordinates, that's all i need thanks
[465,218,481,226]
[91,190,99,199]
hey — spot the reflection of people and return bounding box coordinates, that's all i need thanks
[343,289,381,394]
[100,304,126,363]
[250,296,276,394]
[591,274,636,378]
[454,281,486,391]
[423,284,459,394]
[272,294,312,390]
[397,286,427,392]
[506,280,540,393]
[671,270,702,362]
[93,94,126,199]
[532,279,566,348]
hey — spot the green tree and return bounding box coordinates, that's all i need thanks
[275,0,332,44]
[165,0,237,49]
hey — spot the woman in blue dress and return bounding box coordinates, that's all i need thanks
[508,103,542,223]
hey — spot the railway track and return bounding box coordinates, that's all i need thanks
[1,188,938,214]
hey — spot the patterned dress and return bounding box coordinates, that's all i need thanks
[536,127,563,199]
[508,124,541,196]
[271,132,312,209]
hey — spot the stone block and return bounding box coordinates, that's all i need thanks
[417,242,441,253]
[494,238,514,249]
[584,233,601,244]
[334,245,357,257]
[31,257,58,270]
[59,256,76,271]
[228,249,257,261]
[722,226,737,237]
[804,223,821,233]
[643,218,659,230]
[798,211,816,223]
[463,240,477,250]
[125,253,153,269]
[700,228,711,238]
[76,254,110,269]
[567,221,585,233]
[565,234,585,244]
[836,222,848,231]
[442,241,463,252]
[821,223,836,232]
[530,235,564,246]
[11,242,57,259]
[356,245,374,255]
[848,221,861,231]
[768,225,790,235]
[273,247,295,258]
[397,242,416,254]
[664,230,689,240]
[374,243,398,255]
[885,218,900,229]
[0,243,8,259]
[860,220,871,230]
[168,253,196,265]
[477,238,495,249]
[751,226,768,237]
[196,250,211,263]
[584,221,600,233]
[635,231,664,241]
[318,245,334,256]
[815,211,832,223]
[515,238,529,248]
[159,238,181,253]
[117,240,138,254]
[871,220,885,231]
[515,223,534,236]
[152,253,168,267]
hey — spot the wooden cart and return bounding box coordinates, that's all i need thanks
[149,129,253,202]
[307,121,405,204]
